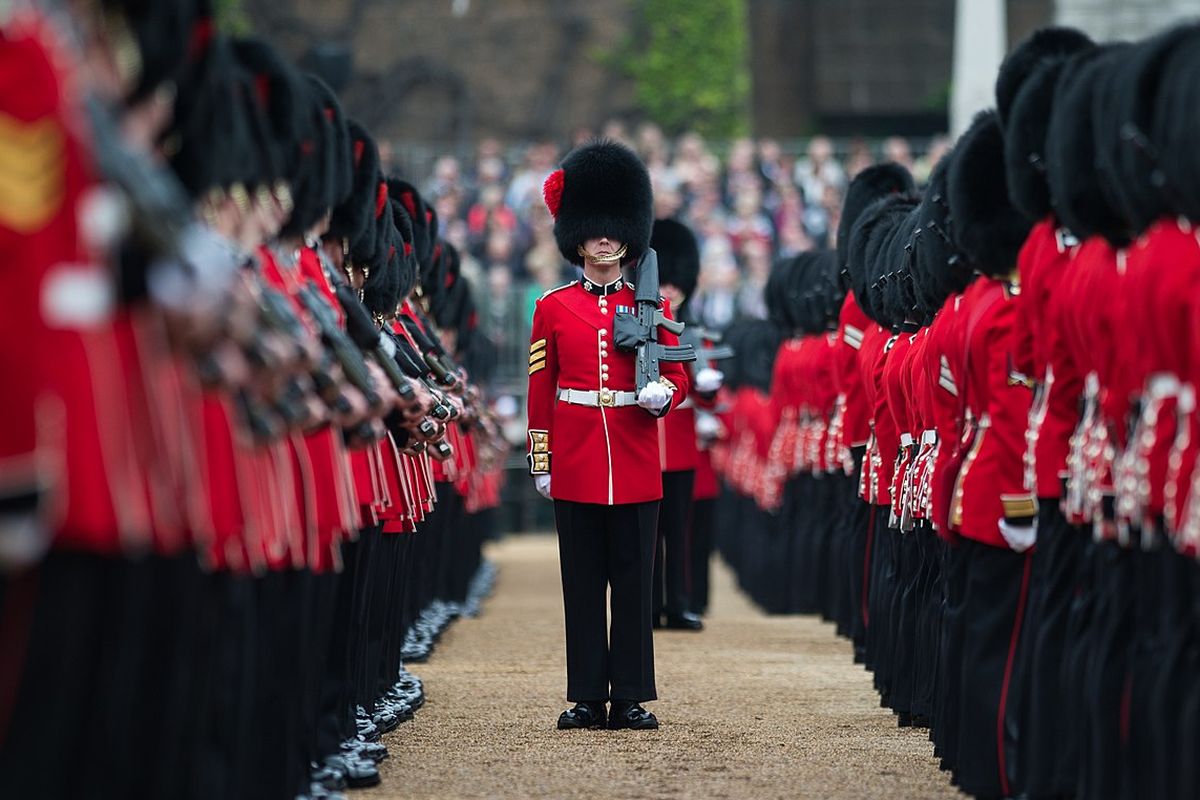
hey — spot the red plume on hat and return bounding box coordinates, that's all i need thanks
[543,169,565,218]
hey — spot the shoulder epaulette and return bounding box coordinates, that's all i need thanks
[538,281,575,302]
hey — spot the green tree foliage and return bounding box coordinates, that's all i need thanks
[215,0,252,34]
[619,0,750,138]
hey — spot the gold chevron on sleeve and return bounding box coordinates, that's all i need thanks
[528,358,547,375]
[0,114,65,232]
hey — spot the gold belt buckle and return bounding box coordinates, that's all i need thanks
[598,388,615,407]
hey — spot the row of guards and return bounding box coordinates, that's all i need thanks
[708,22,1200,800]
[0,2,506,799]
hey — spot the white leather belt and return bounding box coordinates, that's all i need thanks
[920,430,937,445]
[557,388,638,408]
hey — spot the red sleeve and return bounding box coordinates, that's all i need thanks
[525,297,558,474]
[658,300,691,411]
[1012,220,1052,379]
[985,300,1037,523]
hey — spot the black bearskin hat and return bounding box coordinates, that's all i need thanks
[388,179,436,281]
[1045,44,1132,243]
[169,37,250,197]
[328,120,380,245]
[231,38,310,188]
[948,111,1032,277]
[1107,24,1200,233]
[910,146,971,314]
[1004,60,1071,223]
[650,218,700,305]
[721,319,781,393]
[544,139,653,267]
[787,250,842,334]
[836,163,916,281]
[995,26,1094,126]
[102,0,200,105]
[766,254,801,331]
[389,194,419,303]
[1155,31,1200,221]
[871,199,921,329]
[847,193,916,324]
[280,79,338,237]
[811,249,845,330]
[306,75,353,211]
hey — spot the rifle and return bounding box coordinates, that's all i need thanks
[296,284,382,410]
[613,248,696,391]
[679,326,735,368]
[334,286,441,443]
[335,284,419,405]
[254,283,322,425]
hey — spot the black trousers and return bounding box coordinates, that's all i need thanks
[1022,504,1084,797]
[1079,540,1135,800]
[554,499,659,703]
[1148,549,1197,800]
[0,551,112,799]
[954,539,1033,799]
[934,538,970,770]
[847,498,874,657]
[688,497,716,614]
[654,470,696,619]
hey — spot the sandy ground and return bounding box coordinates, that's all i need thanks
[367,534,957,800]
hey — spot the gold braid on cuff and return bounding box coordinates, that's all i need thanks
[527,430,551,474]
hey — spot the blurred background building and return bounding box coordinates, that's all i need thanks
[226,0,1200,527]
[237,0,1200,149]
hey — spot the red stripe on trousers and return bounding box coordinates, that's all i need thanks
[996,550,1032,798]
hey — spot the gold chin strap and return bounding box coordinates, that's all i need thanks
[578,243,628,265]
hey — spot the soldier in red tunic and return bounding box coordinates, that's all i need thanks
[528,140,690,731]
[943,111,1037,800]
[649,218,710,631]
[833,163,916,662]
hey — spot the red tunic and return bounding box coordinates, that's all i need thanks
[807,333,839,475]
[856,324,889,504]
[1114,219,1200,535]
[0,12,152,555]
[1059,237,1123,531]
[948,277,1037,548]
[525,280,690,505]
[927,292,970,536]
[658,362,699,472]
[1017,219,1082,499]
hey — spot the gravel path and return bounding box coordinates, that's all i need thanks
[366,534,957,800]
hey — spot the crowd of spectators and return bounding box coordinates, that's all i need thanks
[410,121,949,341]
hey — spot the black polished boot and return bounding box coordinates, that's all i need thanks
[556,702,607,730]
[607,701,659,730]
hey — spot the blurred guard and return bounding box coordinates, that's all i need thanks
[650,218,716,630]
[528,140,690,731]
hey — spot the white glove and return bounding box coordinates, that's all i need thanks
[534,474,552,500]
[998,519,1037,552]
[637,381,671,414]
[695,411,722,439]
[0,513,50,570]
[695,367,724,394]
